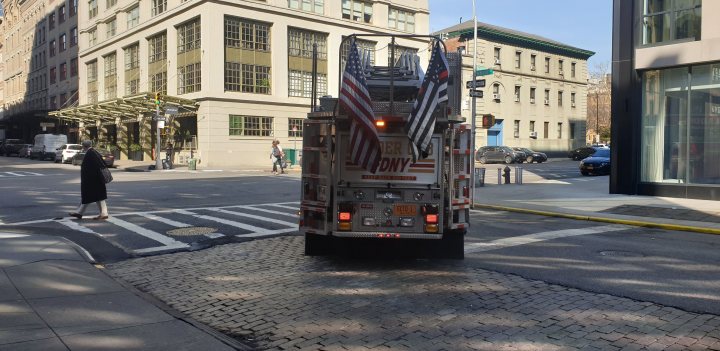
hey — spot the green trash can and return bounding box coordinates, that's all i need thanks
[285,149,297,166]
[188,158,197,170]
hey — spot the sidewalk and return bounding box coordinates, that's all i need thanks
[0,233,246,351]
[474,173,720,235]
[113,159,302,174]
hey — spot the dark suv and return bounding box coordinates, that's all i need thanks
[476,146,526,164]
[1,139,24,156]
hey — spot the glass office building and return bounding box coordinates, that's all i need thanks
[612,0,720,199]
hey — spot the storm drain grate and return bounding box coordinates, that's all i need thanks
[167,227,217,236]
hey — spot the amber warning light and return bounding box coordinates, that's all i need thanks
[375,120,386,127]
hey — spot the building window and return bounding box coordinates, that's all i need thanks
[148,33,167,63]
[558,59,564,76]
[494,47,501,65]
[288,28,327,97]
[104,53,117,99]
[149,71,167,94]
[60,63,67,81]
[557,123,563,139]
[106,18,117,38]
[107,0,117,9]
[558,91,563,107]
[530,87,536,103]
[288,28,326,59]
[87,60,98,103]
[224,17,270,51]
[50,67,57,84]
[71,27,78,46]
[513,120,520,138]
[515,51,521,69]
[50,96,57,109]
[388,45,416,66]
[70,57,78,76]
[643,0,702,45]
[59,5,66,24]
[571,92,576,107]
[70,0,77,16]
[530,121,535,132]
[49,13,55,30]
[59,34,67,52]
[225,17,272,93]
[49,40,56,57]
[288,0,323,14]
[388,7,415,32]
[544,89,550,105]
[152,0,167,16]
[178,63,201,94]
[177,18,201,53]
[571,62,576,78]
[544,57,550,73]
[544,122,549,139]
[127,6,139,29]
[289,70,326,98]
[126,79,139,95]
[88,29,97,47]
[514,86,520,102]
[87,61,98,82]
[229,115,274,137]
[125,44,140,95]
[342,0,372,23]
[289,118,303,137]
[342,37,375,68]
[530,54,536,71]
[89,0,98,19]
[60,94,67,107]
[570,122,576,139]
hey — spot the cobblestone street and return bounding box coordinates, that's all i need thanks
[107,236,720,351]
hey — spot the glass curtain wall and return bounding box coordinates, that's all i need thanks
[641,63,720,185]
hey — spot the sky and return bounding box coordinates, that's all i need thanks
[428,0,612,71]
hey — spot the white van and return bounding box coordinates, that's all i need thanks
[31,134,68,160]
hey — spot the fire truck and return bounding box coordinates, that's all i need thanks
[299,35,471,258]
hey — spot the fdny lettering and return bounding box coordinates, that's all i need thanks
[378,157,411,172]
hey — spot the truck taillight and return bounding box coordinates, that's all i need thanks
[339,212,351,221]
[425,214,438,224]
[338,203,353,231]
[375,120,386,127]
[463,186,469,197]
[422,204,440,233]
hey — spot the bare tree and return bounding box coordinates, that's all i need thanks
[587,62,611,143]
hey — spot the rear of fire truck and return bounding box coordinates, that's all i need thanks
[299,35,471,258]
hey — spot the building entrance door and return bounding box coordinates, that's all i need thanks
[487,119,504,146]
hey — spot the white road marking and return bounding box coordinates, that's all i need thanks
[237,228,298,238]
[4,172,27,177]
[106,217,189,248]
[213,208,297,227]
[139,213,191,227]
[134,242,192,254]
[469,209,504,215]
[264,203,300,210]
[174,209,270,233]
[58,219,101,234]
[464,224,630,253]
[0,233,29,239]
[235,205,298,218]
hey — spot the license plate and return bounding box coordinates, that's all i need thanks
[394,204,417,216]
[586,166,594,169]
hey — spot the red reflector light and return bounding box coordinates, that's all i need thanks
[463,186,469,197]
[425,214,438,224]
[339,212,351,221]
[375,120,386,127]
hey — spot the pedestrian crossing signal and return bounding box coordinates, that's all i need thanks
[481,114,495,128]
[154,92,162,105]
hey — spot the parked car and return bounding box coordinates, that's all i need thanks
[31,134,68,160]
[71,148,115,167]
[579,147,611,176]
[568,146,599,161]
[512,147,547,163]
[55,144,83,163]
[17,144,34,158]
[1,139,24,156]
[476,146,526,164]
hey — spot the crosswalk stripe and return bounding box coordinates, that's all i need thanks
[214,208,297,227]
[134,242,192,254]
[235,206,298,218]
[58,219,100,234]
[264,204,300,210]
[238,228,298,238]
[139,213,191,227]
[4,172,27,176]
[174,209,271,234]
[106,217,189,248]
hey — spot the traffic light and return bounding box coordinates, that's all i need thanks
[154,92,162,105]
[481,114,495,128]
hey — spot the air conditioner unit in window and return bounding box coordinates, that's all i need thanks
[514,96,520,102]
[530,65,536,71]
[494,59,501,65]
[514,131,519,138]
[529,131,538,139]
[571,102,576,107]
[493,94,501,101]
[559,69,564,76]
[530,98,535,104]
[544,99,550,105]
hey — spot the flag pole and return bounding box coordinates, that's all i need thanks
[470,0,478,209]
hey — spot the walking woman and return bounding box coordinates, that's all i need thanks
[69,140,110,220]
[271,140,285,175]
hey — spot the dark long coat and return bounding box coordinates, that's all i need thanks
[80,148,108,204]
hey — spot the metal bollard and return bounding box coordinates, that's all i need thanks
[515,166,523,185]
[497,168,502,185]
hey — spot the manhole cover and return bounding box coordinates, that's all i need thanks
[167,227,217,236]
[599,250,644,258]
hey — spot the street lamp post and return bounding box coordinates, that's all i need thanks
[596,92,600,144]
[470,0,478,209]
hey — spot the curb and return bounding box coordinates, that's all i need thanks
[473,203,720,236]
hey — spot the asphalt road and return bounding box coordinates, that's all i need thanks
[2,156,720,319]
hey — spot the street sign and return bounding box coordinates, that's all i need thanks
[153,115,166,122]
[475,68,494,76]
[469,90,483,98]
[466,79,486,89]
[40,122,55,127]
[165,106,179,115]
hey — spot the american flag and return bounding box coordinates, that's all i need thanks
[407,41,449,162]
[340,39,382,173]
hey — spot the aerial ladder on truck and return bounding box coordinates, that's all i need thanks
[298,35,471,259]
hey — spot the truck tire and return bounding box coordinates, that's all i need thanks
[304,233,332,256]
[440,229,465,259]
